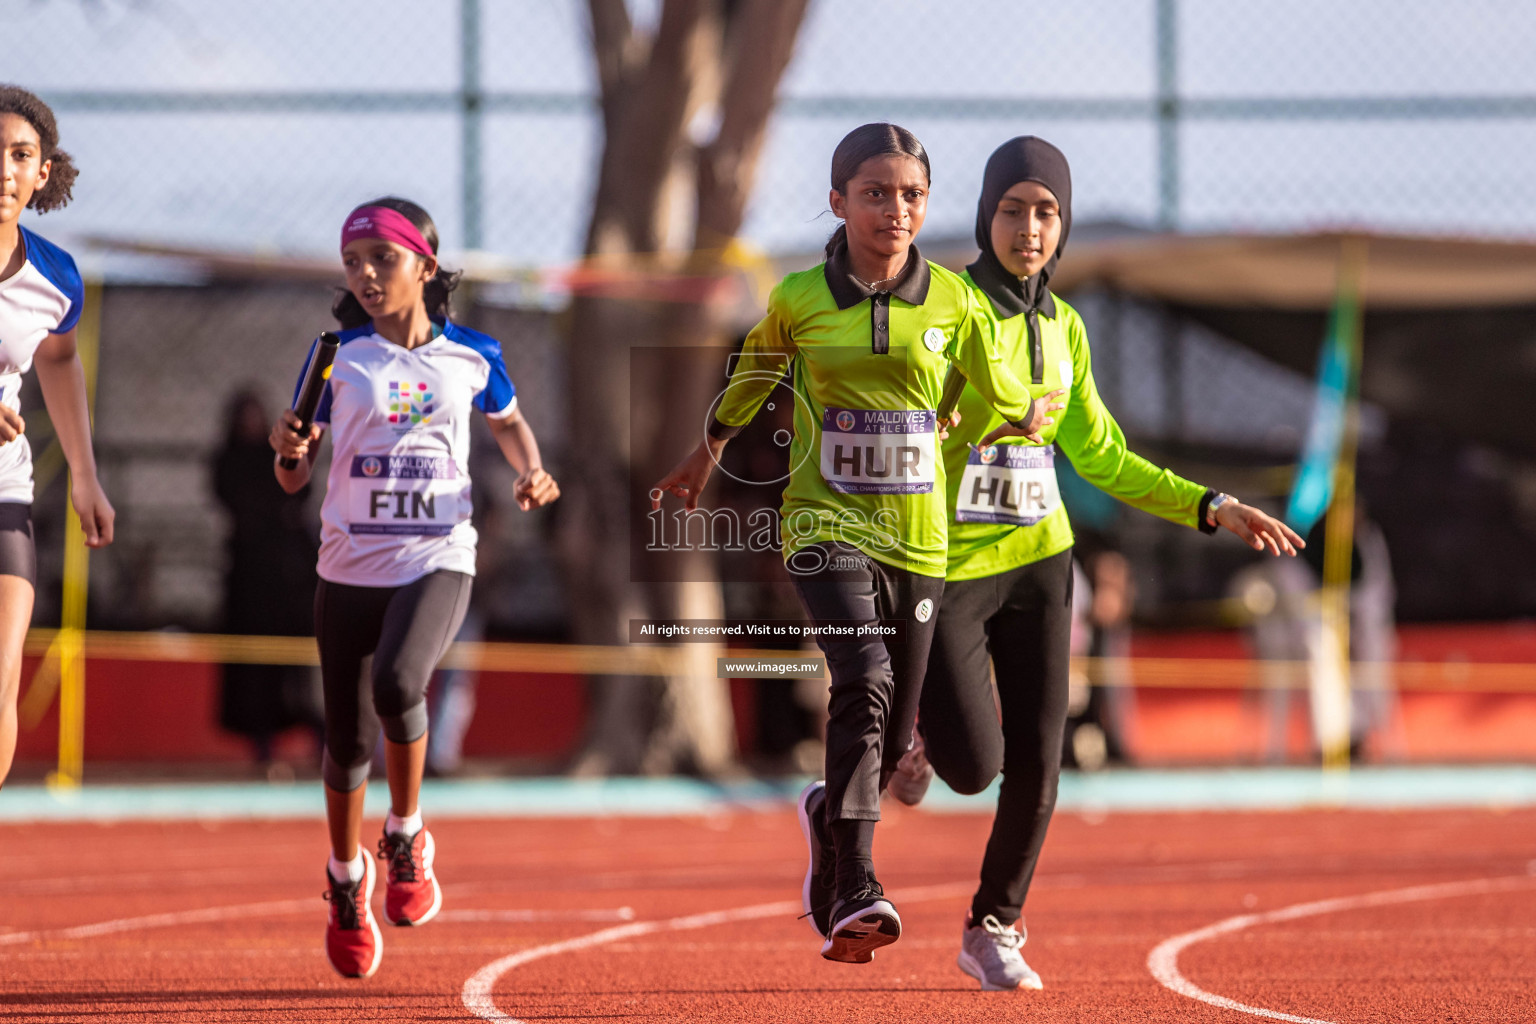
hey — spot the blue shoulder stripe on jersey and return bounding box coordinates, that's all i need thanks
[441,319,517,415]
[19,226,84,334]
[292,324,370,426]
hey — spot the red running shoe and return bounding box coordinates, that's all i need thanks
[377,827,441,926]
[323,853,383,979]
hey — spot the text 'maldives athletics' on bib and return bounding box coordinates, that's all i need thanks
[297,319,516,587]
[820,407,937,495]
[955,443,1060,526]
[348,454,459,536]
[708,246,1042,578]
[0,226,84,505]
[942,271,1209,581]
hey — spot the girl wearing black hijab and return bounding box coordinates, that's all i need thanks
[895,137,1302,990]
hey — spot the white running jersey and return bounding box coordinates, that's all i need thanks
[0,227,84,504]
[297,319,517,587]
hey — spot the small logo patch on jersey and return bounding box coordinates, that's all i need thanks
[922,327,946,353]
[914,598,934,623]
[388,381,435,428]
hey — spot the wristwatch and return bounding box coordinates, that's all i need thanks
[1206,492,1235,529]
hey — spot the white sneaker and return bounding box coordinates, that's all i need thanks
[887,730,933,806]
[957,913,1042,991]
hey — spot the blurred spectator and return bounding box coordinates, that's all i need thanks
[1063,546,1136,769]
[212,388,323,770]
[1232,503,1397,762]
[1230,556,1319,762]
[1302,505,1398,761]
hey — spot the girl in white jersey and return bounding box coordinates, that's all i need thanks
[0,85,115,790]
[271,197,559,979]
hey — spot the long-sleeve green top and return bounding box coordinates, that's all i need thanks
[710,246,1046,578]
[942,272,1210,581]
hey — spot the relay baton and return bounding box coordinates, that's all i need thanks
[936,366,966,424]
[279,332,340,469]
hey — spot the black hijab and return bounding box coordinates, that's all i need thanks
[966,136,1072,320]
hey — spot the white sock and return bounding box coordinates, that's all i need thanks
[328,850,365,885]
[385,808,423,838]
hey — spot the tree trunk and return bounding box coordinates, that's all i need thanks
[563,0,810,776]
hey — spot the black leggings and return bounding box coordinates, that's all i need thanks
[790,542,945,823]
[0,503,36,585]
[315,570,472,792]
[919,548,1073,925]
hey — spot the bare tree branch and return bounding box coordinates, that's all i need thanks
[586,0,636,133]
[695,0,811,253]
[588,0,722,257]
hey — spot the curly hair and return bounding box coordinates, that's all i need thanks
[332,196,462,329]
[0,84,77,213]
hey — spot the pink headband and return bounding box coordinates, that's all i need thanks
[340,206,435,259]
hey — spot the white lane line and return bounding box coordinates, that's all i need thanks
[0,899,315,946]
[439,907,636,923]
[461,882,974,1024]
[0,900,638,949]
[1147,874,1536,1024]
[1,868,254,896]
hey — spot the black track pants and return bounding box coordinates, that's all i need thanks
[315,570,472,792]
[790,542,945,823]
[919,548,1073,925]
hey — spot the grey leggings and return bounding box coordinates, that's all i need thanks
[315,570,472,792]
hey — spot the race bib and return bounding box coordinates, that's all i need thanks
[955,443,1059,526]
[819,407,937,495]
[348,454,459,536]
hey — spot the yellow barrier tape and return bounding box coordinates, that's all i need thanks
[717,236,778,308]
[13,629,1536,694]
[1090,656,1536,693]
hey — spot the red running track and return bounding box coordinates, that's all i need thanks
[2,806,1534,1022]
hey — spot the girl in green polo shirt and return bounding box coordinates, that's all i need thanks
[892,136,1303,991]
[653,123,1060,965]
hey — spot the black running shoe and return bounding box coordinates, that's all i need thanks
[822,880,901,963]
[796,780,836,938]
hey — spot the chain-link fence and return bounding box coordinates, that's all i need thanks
[12,0,1536,629]
[10,0,1536,782]
[13,0,1536,269]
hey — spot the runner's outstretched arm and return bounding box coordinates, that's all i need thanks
[487,407,559,510]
